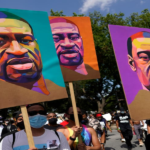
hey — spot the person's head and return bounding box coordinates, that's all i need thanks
[82,112,87,120]
[65,106,82,122]
[50,18,84,67]
[15,111,25,130]
[81,111,88,125]
[4,119,9,125]
[127,31,150,89]
[96,113,102,121]
[0,11,42,84]
[120,108,126,115]
[27,103,47,129]
[47,113,57,125]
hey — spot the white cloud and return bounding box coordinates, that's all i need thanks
[140,0,145,4]
[79,0,117,14]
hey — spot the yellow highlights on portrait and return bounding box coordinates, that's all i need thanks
[0,19,31,34]
[133,38,150,49]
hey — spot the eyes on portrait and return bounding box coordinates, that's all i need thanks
[53,33,80,43]
[0,34,35,47]
[138,52,150,63]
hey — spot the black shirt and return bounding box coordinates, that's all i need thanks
[44,124,62,130]
[116,114,131,130]
[146,120,150,126]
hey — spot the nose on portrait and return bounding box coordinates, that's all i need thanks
[6,40,28,55]
[60,37,75,48]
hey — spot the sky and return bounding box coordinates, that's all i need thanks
[0,0,149,17]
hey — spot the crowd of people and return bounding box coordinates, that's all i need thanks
[0,104,149,150]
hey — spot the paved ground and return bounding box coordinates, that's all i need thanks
[105,130,146,150]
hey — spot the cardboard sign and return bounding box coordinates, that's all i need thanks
[49,17,100,82]
[0,9,67,109]
[109,25,150,120]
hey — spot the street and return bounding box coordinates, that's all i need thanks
[105,130,146,150]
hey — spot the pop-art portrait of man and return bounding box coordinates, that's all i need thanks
[49,17,100,82]
[127,32,150,91]
[109,25,150,120]
[0,9,67,109]
[0,11,49,95]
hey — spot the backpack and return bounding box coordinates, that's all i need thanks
[0,125,17,142]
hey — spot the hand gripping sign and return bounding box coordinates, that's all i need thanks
[49,17,101,143]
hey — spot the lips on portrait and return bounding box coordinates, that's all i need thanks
[4,56,42,83]
[57,48,83,66]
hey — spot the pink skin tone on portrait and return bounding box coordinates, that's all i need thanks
[51,20,87,75]
[129,38,150,90]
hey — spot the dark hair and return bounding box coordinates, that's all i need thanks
[26,103,46,111]
[127,37,132,57]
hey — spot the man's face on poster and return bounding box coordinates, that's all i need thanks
[0,18,42,83]
[51,21,84,66]
[130,38,150,88]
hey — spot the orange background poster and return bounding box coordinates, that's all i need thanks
[49,17,100,82]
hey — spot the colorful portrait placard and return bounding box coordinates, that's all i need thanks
[49,17,100,82]
[109,25,150,120]
[0,8,67,109]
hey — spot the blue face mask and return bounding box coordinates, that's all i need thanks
[29,114,47,128]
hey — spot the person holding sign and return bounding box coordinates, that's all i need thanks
[57,106,101,150]
[0,103,70,150]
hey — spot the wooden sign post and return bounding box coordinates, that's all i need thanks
[21,106,35,148]
[69,82,82,144]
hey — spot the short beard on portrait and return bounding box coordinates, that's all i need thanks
[57,44,84,66]
[0,49,42,83]
[3,61,42,83]
[58,52,83,66]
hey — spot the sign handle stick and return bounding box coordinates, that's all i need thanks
[21,105,35,148]
[69,82,83,144]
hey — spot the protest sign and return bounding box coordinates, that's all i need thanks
[109,25,150,120]
[0,9,67,109]
[49,17,100,82]
[0,8,68,148]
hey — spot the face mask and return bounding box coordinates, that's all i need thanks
[29,114,47,128]
[48,118,57,125]
[16,121,25,130]
[70,114,82,122]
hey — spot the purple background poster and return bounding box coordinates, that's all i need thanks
[109,25,150,105]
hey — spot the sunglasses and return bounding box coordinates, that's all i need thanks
[28,110,47,116]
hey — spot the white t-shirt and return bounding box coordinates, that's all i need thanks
[0,125,4,138]
[0,129,70,150]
